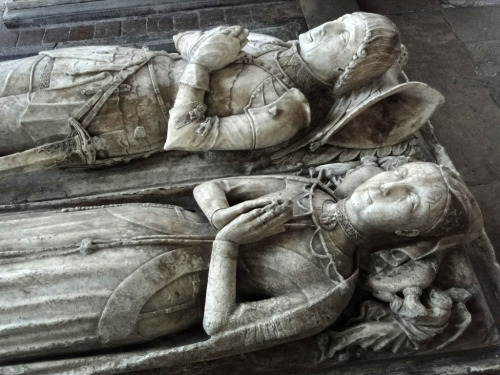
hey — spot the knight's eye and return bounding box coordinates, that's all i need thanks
[320,29,326,37]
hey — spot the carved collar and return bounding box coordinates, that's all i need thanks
[335,199,368,245]
[275,41,333,96]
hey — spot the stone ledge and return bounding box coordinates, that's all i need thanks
[0,2,306,60]
[3,0,286,28]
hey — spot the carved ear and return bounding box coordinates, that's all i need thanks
[395,229,420,237]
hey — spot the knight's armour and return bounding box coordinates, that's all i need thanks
[0,39,325,165]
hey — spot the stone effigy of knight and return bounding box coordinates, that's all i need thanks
[0,12,438,174]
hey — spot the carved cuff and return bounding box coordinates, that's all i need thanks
[213,240,239,259]
[403,286,423,296]
[180,63,210,92]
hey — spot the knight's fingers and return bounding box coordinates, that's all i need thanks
[237,31,249,44]
[228,26,247,41]
[228,25,242,34]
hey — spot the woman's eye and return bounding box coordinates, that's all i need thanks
[408,194,418,210]
[341,31,349,44]
[395,167,408,179]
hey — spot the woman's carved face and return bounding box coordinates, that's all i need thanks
[345,163,449,236]
[298,14,366,82]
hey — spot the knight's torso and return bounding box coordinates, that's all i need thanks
[4,45,294,159]
[207,50,292,117]
[0,41,330,161]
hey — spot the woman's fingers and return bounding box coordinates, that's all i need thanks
[217,199,292,244]
[254,200,292,226]
[239,206,266,223]
[241,196,290,213]
[262,207,293,229]
[243,197,276,211]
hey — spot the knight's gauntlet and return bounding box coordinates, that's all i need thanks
[174,27,244,72]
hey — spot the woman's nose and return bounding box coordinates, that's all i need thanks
[380,181,407,196]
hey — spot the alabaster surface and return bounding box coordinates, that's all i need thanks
[0,12,498,375]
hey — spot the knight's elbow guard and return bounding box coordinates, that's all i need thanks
[164,89,311,152]
[213,88,311,150]
[246,88,311,149]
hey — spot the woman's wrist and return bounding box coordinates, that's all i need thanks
[211,208,226,229]
[213,238,239,258]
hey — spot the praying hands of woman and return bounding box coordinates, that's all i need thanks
[215,198,293,245]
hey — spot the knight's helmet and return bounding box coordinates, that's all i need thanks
[310,44,445,151]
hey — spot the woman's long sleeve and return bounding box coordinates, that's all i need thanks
[203,239,239,335]
[193,177,287,226]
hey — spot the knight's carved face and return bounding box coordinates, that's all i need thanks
[298,14,366,82]
[345,163,449,236]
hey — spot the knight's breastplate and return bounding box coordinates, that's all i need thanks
[206,57,290,117]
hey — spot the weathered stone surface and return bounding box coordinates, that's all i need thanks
[249,3,279,26]
[121,17,147,37]
[441,0,500,7]
[0,30,18,47]
[299,0,359,28]
[470,182,500,258]
[389,11,500,187]
[275,1,304,19]
[94,20,121,39]
[443,6,500,42]
[225,5,252,25]
[173,11,200,31]
[16,28,43,46]
[465,39,500,105]
[357,0,441,14]
[147,15,173,34]
[68,24,95,41]
[199,8,226,29]
[42,26,69,43]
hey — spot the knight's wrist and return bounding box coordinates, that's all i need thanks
[180,63,210,91]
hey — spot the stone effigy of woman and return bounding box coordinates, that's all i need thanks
[0,12,435,176]
[0,162,483,372]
